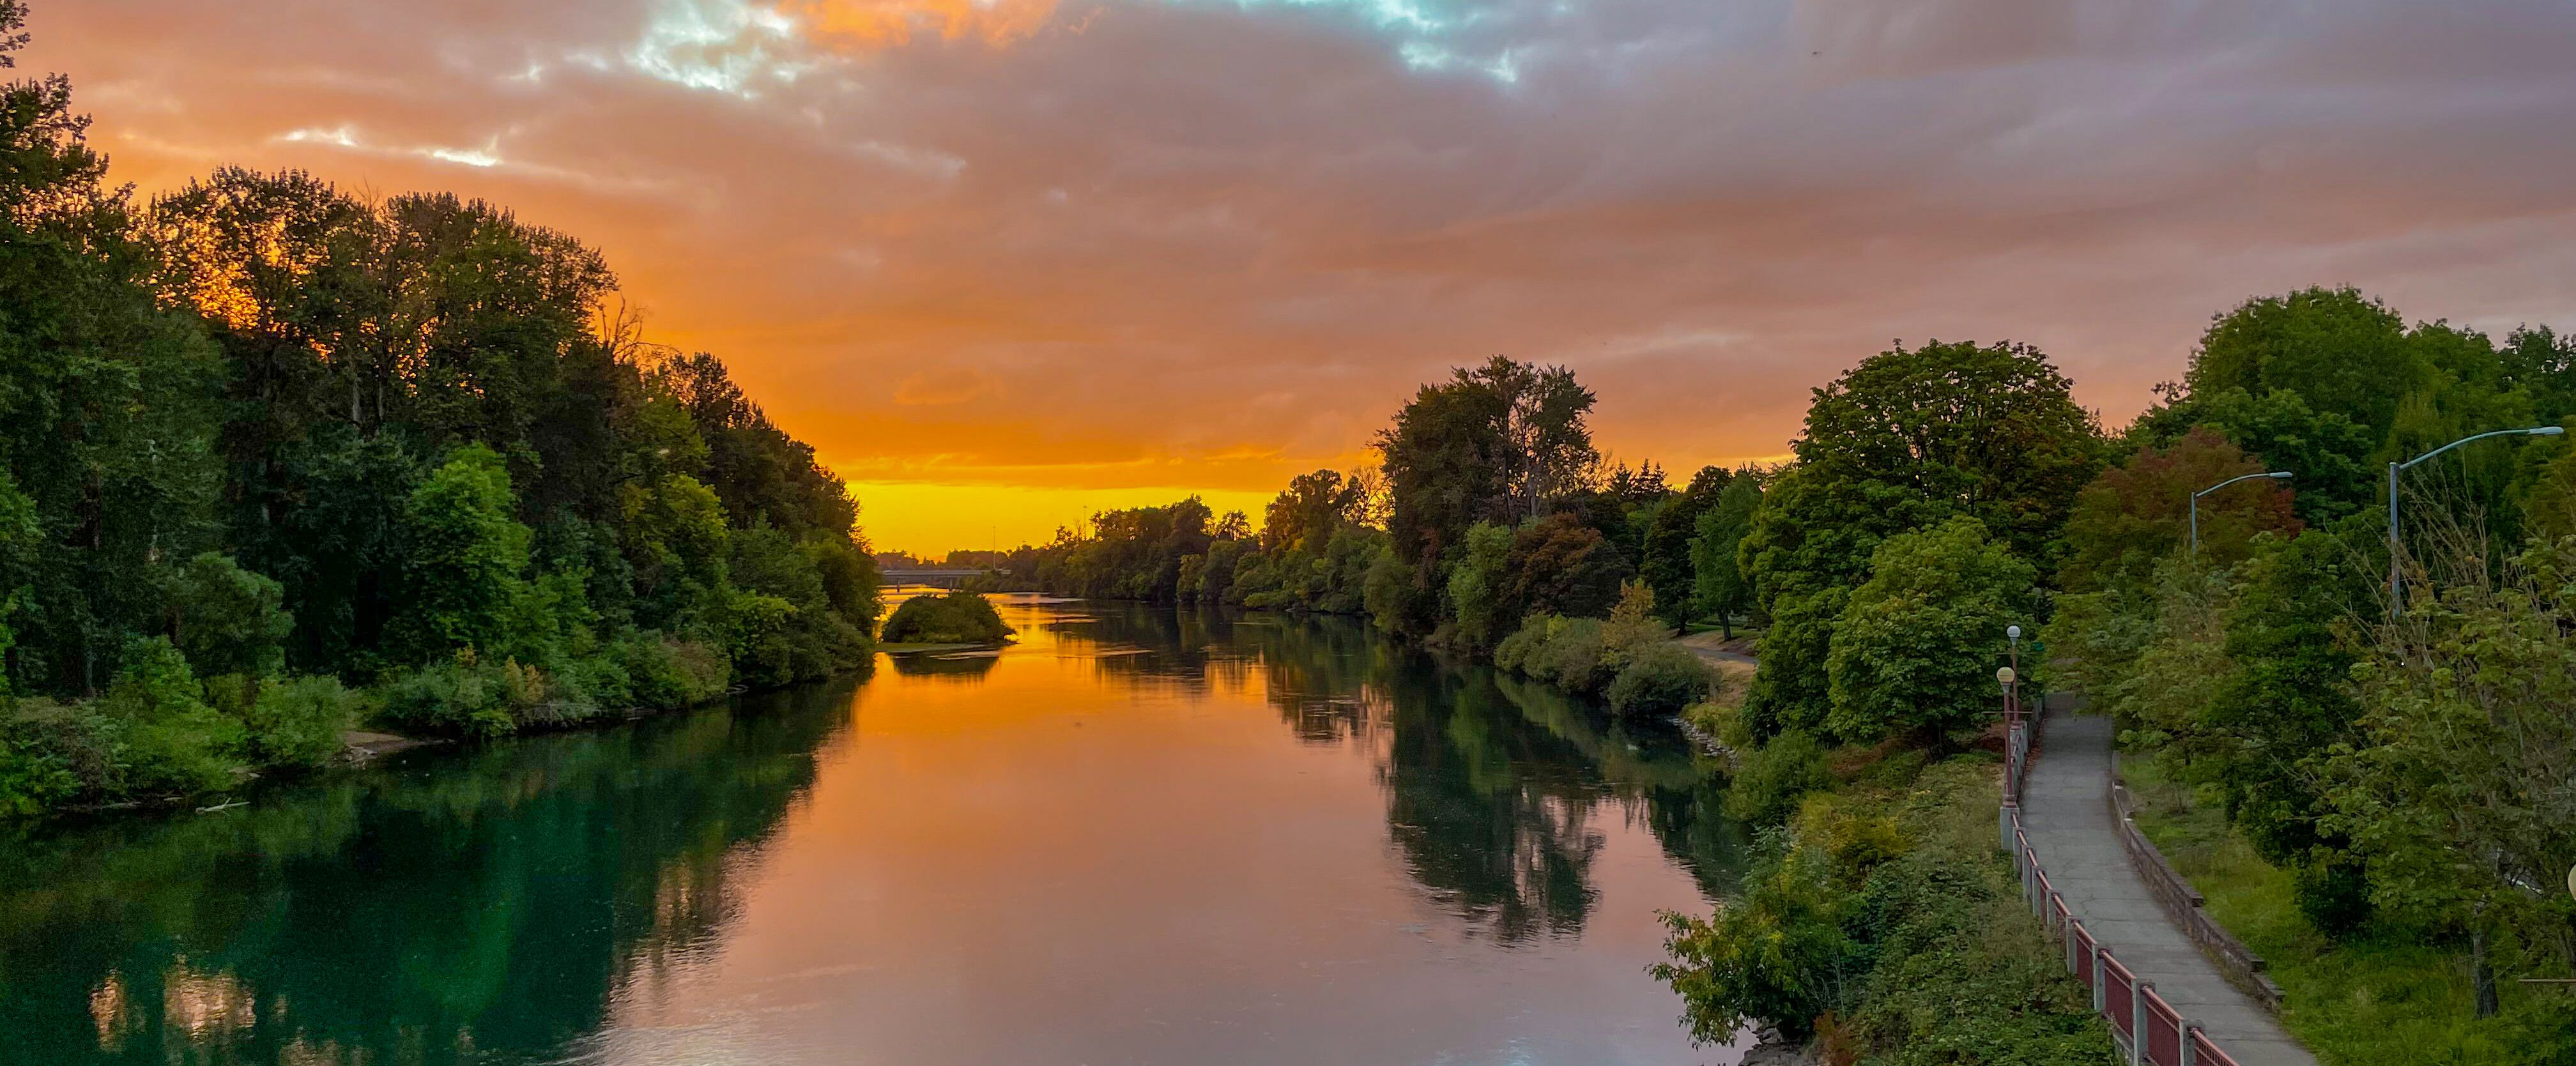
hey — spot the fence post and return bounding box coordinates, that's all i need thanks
[2091,945,2106,1013]
[2048,890,2064,934]
[2181,1021,2200,1066]
[2066,918,2080,973]
[2000,802,2014,853]
[2132,982,2152,1066]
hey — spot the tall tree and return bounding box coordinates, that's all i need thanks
[1739,340,2099,736]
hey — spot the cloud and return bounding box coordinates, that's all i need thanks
[779,0,1064,49]
[29,0,2576,551]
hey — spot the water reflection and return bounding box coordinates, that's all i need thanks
[0,598,1743,1065]
[0,681,856,1065]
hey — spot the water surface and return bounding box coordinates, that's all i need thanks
[0,597,1745,1065]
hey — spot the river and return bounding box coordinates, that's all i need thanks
[0,595,1749,1065]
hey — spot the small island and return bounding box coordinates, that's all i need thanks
[878,590,1018,651]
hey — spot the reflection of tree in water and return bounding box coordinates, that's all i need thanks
[1220,610,1743,942]
[884,650,1003,680]
[0,680,857,1065]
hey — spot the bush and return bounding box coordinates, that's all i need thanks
[241,674,361,770]
[602,634,731,711]
[1608,643,1715,717]
[379,659,517,739]
[100,638,244,796]
[1724,729,1828,825]
[0,724,75,816]
[1531,617,1614,692]
[1492,613,1556,674]
[880,590,1015,645]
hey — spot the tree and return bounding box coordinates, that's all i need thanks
[1741,340,2098,737]
[1376,357,1597,634]
[1691,472,1762,637]
[2057,426,2301,596]
[1505,512,1633,623]
[1263,469,1365,554]
[1639,466,1731,627]
[393,444,546,661]
[1824,517,2036,743]
[2184,287,2421,441]
[2202,529,2373,934]
[1445,521,1515,650]
[2128,388,2376,524]
[161,551,293,678]
[2329,537,2576,1014]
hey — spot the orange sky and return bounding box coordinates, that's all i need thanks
[32,0,2576,554]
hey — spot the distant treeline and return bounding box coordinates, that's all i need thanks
[0,10,878,817]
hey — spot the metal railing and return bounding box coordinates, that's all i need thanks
[2000,716,2241,1066]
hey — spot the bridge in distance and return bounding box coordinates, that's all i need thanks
[881,568,1008,590]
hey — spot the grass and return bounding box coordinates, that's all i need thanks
[2119,755,2576,1065]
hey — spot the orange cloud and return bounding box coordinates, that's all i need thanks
[777,0,1061,48]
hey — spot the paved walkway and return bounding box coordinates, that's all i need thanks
[2021,713,2316,1066]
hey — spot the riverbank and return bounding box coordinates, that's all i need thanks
[1656,742,2120,1063]
[2120,756,2576,1063]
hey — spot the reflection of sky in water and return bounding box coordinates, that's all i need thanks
[3,597,1744,1066]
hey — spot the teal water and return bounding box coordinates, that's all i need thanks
[0,597,1746,1065]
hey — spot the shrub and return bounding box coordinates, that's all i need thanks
[1492,613,1556,674]
[101,637,243,795]
[1608,643,1714,717]
[379,659,516,739]
[0,725,75,816]
[241,674,361,770]
[1723,729,1828,824]
[880,590,1015,645]
[604,634,731,711]
[1533,617,1614,692]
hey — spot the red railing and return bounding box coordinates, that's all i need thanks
[2001,716,2242,1066]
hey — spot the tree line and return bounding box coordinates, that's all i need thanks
[0,6,880,818]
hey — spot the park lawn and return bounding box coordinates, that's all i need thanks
[2119,756,2576,1066]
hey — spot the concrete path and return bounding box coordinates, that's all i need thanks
[2020,713,2317,1066]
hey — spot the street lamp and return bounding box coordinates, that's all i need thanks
[2002,624,2023,726]
[2190,471,2294,556]
[2388,425,2566,614]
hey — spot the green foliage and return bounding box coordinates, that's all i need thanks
[1690,472,1762,633]
[1444,521,1515,649]
[2057,427,2301,597]
[1641,466,1732,626]
[99,637,241,795]
[2328,538,2576,986]
[1377,356,1598,637]
[1655,836,1854,1042]
[1742,340,2100,738]
[1666,756,2113,1060]
[2184,287,2419,442]
[880,590,1015,646]
[160,551,294,678]
[379,657,522,740]
[2129,388,2376,525]
[1721,729,1827,824]
[394,444,547,662]
[1824,517,2037,744]
[239,674,360,770]
[1607,643,1713,719]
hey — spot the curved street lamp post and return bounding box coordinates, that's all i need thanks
[2190,470,2294,556]
[2387,425,2566,614]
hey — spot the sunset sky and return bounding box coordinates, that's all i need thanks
[33,0,2576,554]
